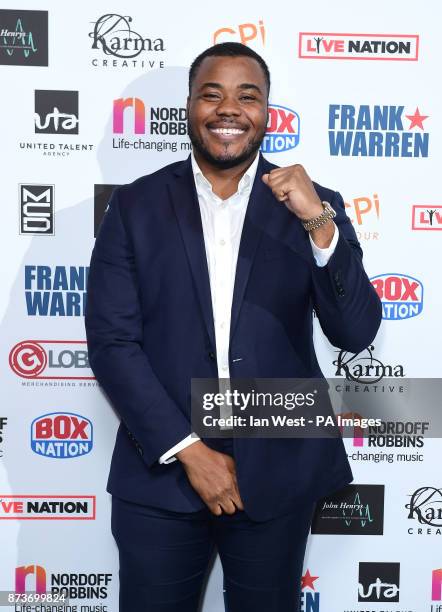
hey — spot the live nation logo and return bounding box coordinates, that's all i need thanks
[0,495,96,519]
[19,184,54,235]
[89,14,165,69]
[0,9,48,66]
[311,484,384,535]
[358,562,400,603]
[9,340,95,381]
[412,205,442,230]
[299,33,419,61]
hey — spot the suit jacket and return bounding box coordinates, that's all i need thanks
[85,153,382,521]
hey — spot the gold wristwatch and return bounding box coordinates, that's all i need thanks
[301,201,336,232]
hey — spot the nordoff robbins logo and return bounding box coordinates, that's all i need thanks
[299,33,419,60]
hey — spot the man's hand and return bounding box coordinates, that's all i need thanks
[176,440,244,516]
[262,164,335,248]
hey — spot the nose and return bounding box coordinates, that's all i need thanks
[215,95,241,117]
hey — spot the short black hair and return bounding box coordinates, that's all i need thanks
[188,42,270,97]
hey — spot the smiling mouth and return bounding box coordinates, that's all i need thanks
[207,127,247,141]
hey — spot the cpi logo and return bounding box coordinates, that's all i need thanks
[261,104,300,153]
[370,274,424,320]
[31,412,93,458]
[9,341,94,379]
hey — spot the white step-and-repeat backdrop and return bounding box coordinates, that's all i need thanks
[1,1,441,611]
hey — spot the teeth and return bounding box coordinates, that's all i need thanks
[211,128,244,135]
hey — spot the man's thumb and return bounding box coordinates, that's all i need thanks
[262,173,270,186]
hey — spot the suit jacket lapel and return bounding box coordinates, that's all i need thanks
[168,157,216,350]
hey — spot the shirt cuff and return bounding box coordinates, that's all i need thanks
[158,433,201,464]
[309,222,338,267]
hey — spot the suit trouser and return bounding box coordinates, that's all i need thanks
[111,439,315,612]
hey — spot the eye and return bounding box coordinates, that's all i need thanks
[240,95,256,101]
[202,93,220,100]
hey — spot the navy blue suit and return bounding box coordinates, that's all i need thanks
[85,153,382,523]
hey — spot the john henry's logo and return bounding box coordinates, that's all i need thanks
[34,90,79,135]
[311,484,384,535]
[299,33,418,61]
[433,569,442,601]
[94,184,120,237]
[31,412,93,458]
[0,496,96,519]
[300,570,320,612]
[213,20,265,46]
[412,205,442,230]
[9,341,94,379]
[261,104,300,153]
[358,562,400,603]
[329,105,429,157]
[24,266,88,316]
[89,14,165,58]
[19,185,54,235]
[0,10,48,66]
[406,487,442,527]
[370,273,424,320]
[16,565,46,594]
[334,345,404,383]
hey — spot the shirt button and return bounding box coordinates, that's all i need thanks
[220,321,226,329]
[221,364,228,371]
[219,239,226,246]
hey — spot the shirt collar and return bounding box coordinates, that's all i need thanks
[191,151,260,201]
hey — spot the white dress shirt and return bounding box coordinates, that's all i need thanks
[158,154,339,464]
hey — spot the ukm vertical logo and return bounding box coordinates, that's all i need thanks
[19,185,54,235]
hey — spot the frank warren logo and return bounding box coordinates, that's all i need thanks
[311,484,384,535]
[0,417,7,458]
[412,205,442,230]
[370,273,424,320]
[89,14,165,69]
[19,184,54,235]
[329,105,429,157]
[299,33,418,61]
[24,265,88,316]
[0,9,48,66]
[406,487,442,535]
[9,341,94,380]
[0,496,95,519]
[31,412,93,459]
[34,90,79,135]
[300,570,320,612]
[358,562,400,603]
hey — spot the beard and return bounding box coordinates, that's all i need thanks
[187,120,266,169]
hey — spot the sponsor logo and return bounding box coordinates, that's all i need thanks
[433,569,442,601]
[358,562,400,603]
[34,90,79,135]
[9,340,94,380]
[24,266,88,316]
[329,105,429,157]
[0,9,48,66]
[31,412,93,459]
[261,104,300,153]
[300,570,320,611]
[311,484,384,535]
[299,33,419,61]
[94,184,119,237]
[0,495,95,519]
[0,417,7,458]
[89,14,165,70]
[15,565,112,599]
[406,487,442,535]
[370,273,424,320]
[19,184,54,235]
[412,205,442,230]
[213,19,265,46]
[334,344,404,383]
[345,193,380,241]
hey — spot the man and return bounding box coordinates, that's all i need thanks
[85,42,382,611]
